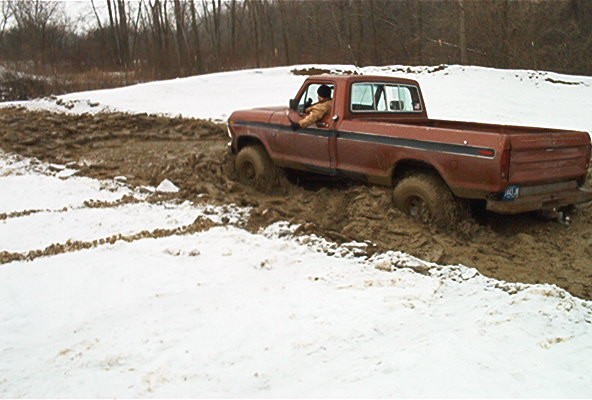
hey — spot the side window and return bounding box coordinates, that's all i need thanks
[396,86,422,112]
[297,83,334,113]
[351,83,374,110]
[351,83,423,113]
[351,83,387,111]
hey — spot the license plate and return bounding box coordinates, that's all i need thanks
[503,185,520,200]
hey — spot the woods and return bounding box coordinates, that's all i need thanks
[0,0,591,82]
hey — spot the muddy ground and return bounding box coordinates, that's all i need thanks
[1,107,591,300]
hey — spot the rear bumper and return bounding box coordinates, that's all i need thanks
[486,186,592,214]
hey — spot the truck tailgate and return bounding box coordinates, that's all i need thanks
[509,131,590,184]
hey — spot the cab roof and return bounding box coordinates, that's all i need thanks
[305,74,421,86]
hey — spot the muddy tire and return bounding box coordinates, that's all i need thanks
[235,145,277,191]
[393,173,462,227]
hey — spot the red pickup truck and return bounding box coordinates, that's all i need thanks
[227,74,592,225]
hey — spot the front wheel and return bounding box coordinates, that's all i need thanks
[393,173,463,227]
[235,145,277,191]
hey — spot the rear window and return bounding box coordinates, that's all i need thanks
[350,83,422,113]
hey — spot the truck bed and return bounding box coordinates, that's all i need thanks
[362,116,583,136]
[357,116,590,182]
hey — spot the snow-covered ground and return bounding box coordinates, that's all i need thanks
[1,65,592,397]
[8,64,592,136]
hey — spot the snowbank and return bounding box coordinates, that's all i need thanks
[6,64,592,136]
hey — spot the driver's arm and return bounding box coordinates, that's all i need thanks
[299,102,331,128]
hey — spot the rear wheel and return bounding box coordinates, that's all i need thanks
[235,145,277,191]
[393,173,463,226]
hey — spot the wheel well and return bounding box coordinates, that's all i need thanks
[236,136,264,152]
[392,160,443,186]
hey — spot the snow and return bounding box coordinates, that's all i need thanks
[6,64,592,137]
[1,65,592,397]
[156,178,180,193]
[0,174,131,214]
[1,188,591,396]
[0,202,198,253]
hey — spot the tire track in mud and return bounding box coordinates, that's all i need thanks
[0,216,216,264]
[0,194,146,223]
[0,209,46,221]
[1,107,591,299]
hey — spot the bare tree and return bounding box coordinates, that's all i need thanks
[188,0,203,73]
[8,0,64,66]
[458,0,467,64]
[247,0,261,67]
[90,0,104,30]
[1,0,592,82]
[173,0,190,73]
[129,1,144,66]
[202,0,222,69]
[117,0,130,68]
[146,0,171,76]
[0,0,13,44]
[499,0,509,68]
[261,1,277,65]
[329,0,355,64]
[277,0,291,65]
[226,0,237,64]
[106,0,121,65]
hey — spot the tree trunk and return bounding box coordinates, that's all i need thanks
[277,0,291,65]
[173,0,190,74]
[262,1,277,65]
[107,0,122,66]
[500,0,510,68]
[117,0,129,69]
[458,0,467,64]
[189,0,203,73]
[249,0,260,68]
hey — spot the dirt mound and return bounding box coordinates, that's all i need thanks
[1,107,591,299]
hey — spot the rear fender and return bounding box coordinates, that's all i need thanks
[391,159,447,187]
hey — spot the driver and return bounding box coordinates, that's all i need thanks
[290,84,332,130]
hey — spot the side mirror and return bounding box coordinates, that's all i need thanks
[289,98,298,111]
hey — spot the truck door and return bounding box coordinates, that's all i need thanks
[336,82,424,178]
[268,82,334,173]
[335,82,393,176]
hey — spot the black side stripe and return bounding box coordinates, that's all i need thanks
[232,120,496,158]
[337,131,495,158]
[233,121,334,138]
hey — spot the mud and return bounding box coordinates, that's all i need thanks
[1,107,591,299]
